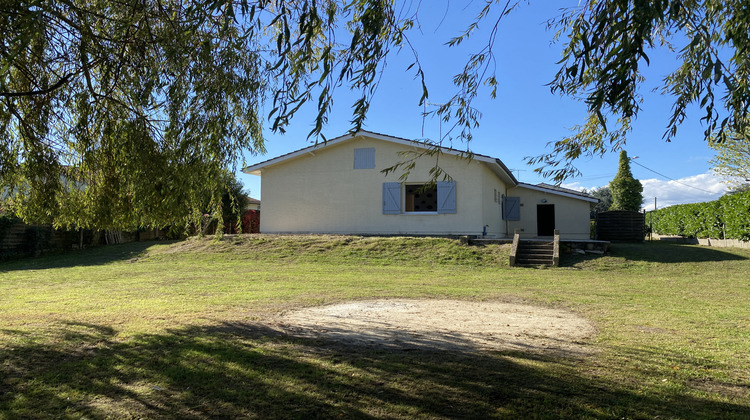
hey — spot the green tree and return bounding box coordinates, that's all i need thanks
[609,151,643,212]
[527,0,750,181]
[219,174,251,234]
[728,185,750,194]
[589,186,613,213]
[3,1,750,230]
[183,171,248,236]
[709,132,750,191]
[2,0,406,231]
[1,0,272,231]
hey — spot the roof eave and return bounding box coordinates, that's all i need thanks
[515,182,599,203]
[492,158,519,186]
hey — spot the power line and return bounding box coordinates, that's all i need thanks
[629,159,719,195]
[575,173,617,182]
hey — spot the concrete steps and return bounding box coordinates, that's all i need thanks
[514,241,555,266]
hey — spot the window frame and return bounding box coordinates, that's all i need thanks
[404,183,439,213]
[382,181,456,215]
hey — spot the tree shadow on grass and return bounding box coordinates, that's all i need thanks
[0,241,174,272]
[1,321,748,419]
[617,242,749,263]
[563,242,749,267]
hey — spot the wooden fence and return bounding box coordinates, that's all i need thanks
[0,223,73,257]
[1,221,165,259]
[596,210,645,242]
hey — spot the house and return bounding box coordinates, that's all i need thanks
[246,196,261,211]
[242,131,597,239]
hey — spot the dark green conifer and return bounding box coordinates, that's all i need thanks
[609,151,643,211]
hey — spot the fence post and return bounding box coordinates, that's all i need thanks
[553,229,560,267]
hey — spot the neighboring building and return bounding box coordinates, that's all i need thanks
[242,131,597,239]
[246,196,261,211]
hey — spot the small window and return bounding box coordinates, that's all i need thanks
[354,148,375,169]
[405,184,437,212]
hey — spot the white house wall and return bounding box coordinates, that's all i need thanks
[507,186,593,240]
[258,136,509,235]
[480,164,507,237]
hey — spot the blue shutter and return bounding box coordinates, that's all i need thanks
[382,182,401,214]
[354,148,376,169]
[503,196,521,221]
[437,181,457,214]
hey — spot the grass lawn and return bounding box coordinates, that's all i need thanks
[1,235,749,419]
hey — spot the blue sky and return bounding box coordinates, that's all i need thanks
[237,1,731,210]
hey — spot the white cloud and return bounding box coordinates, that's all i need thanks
[640,172,729,210]
[560,181,592,192]
[562,171,732,210]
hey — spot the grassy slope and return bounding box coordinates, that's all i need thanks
[0,235,748,419]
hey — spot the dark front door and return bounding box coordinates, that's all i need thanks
[537,204,555,236]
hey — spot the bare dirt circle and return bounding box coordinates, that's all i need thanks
[277,299,596,356]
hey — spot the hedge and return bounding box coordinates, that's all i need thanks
[648,191,750,240]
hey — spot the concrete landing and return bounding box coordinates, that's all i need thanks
[470,237,610,254]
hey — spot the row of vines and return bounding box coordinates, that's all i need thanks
[648,191,750,240]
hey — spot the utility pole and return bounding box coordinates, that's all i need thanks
[652,197,658,241]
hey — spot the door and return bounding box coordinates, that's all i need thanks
[536,204,555,236]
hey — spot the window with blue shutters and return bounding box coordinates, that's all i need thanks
[382,182,401,214]
[384,181,457,214]
[437,181,457,214]
[502,196,521,221]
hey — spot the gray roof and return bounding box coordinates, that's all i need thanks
[242,130,519,186]
[516,182,598,203]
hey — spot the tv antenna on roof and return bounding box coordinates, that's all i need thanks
[509,168,527,181]
[422,101,478,144]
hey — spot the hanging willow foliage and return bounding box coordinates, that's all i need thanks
[530,0,750,181]
[2,1,750,230]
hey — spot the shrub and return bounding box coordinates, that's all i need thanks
[648,191,750,240]
[23,226,51,255]
[242,210,260,233]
